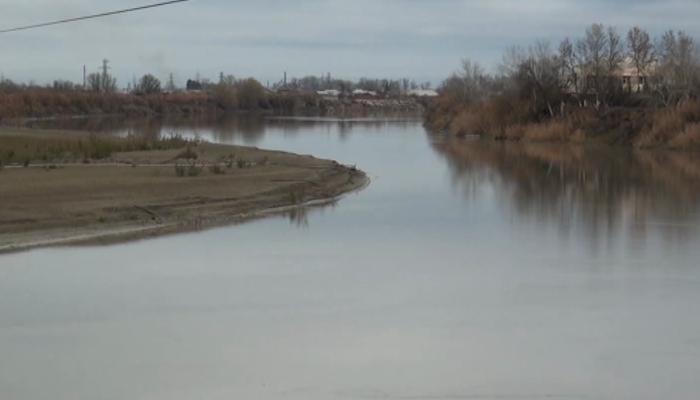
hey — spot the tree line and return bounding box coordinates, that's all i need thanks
[272,74,432,96]
[441,24,700,116]
[427,24,700,147]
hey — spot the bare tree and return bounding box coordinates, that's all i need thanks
[656,30,699,101]
[603,26,625,99]
[517,41,566,116]
[606,27,625,74]
[461,59,487,101]
[627,26,655,85]
[86,73,115,93]
[136,74,161,95]
[576,23,608,99]
[558,38,579,95]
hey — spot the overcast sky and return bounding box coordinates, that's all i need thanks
[1,0,699,87]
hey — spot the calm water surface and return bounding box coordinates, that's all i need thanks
[2,117,700,400]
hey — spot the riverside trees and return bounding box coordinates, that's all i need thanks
[440,23,700,116]
[428,24,700,146]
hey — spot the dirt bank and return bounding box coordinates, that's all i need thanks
[0,131,367,253]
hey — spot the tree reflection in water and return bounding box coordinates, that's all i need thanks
[433,138,700,245]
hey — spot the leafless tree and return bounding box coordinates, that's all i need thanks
[576,23,608,100]
[518,41,566,116]
[136,74,161,95]
[86,72,117,93]
[655,30,699,101]
[627,26,655,82]
[606,27,625,74]
[460,59,487,102]
[603,27,625,99]
[558,38,579,95]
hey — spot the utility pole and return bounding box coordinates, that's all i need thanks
[101,59,110,92]
[102,59,110,78]
[83,65,87,90]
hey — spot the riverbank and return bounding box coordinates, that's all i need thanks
[427,99,700,149]
[0,89,425,123]
[0,128,367,253]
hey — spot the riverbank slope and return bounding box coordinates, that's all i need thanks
[0,128,367,253]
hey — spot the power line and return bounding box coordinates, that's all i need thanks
[0,0,192,34]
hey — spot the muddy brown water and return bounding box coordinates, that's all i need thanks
[2,116,700,400]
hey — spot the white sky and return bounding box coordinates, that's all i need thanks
[0,0,699,87]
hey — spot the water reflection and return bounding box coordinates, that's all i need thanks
[18,114,421,146]
[433,138,700,245]
[20,115,268,142]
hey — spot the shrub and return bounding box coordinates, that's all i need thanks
[187,163,202,177]
[208,164,225,175]
[174,163,186,177]
[288,189,306,205]
[174,162,202,177]
[225,157,235,169]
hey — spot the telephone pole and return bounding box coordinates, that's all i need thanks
[102,59,110,79]
[101,59,110,92]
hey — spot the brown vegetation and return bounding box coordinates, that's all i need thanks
[0,128,191,164]
[0,89,216,120]
[426,23,700,149]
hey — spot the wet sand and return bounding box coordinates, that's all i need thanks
[0,138,367,253]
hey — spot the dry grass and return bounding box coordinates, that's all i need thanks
[0,84,278,120]
[0,129,191,164]
[668,122,700,149]
[0,90,219,119]
[636,100,700,148]
[521,120,577,142]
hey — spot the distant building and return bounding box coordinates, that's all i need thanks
[565,58,657,95]
[317,89,341,99]
[619,57,655,93]
[408,89,439,97]
[352,89,378,98]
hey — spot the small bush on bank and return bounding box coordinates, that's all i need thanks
[187,163,202,177]
[174,163,186,177]
[288,189,306,205]
[174,162,203,177]
[208,164,225,175]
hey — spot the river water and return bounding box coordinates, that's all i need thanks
[2,116,700,400]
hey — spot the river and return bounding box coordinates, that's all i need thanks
[2,116,700,400]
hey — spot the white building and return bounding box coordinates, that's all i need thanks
[408,89,439,97]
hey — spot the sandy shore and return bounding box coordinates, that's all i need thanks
[0,137,367,253]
